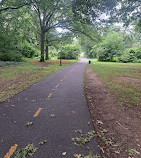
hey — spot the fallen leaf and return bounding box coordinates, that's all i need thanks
[115,151,120,154]
[62,152,67,156]
[100,147,104,153]
[74,154,82,158]
[39,140,47,145]
[97,120,103,125]
[50,114,56,118]
[26,122,33,126]
[48,93,53,98]
[112,144,118,147]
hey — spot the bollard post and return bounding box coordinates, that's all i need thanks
[59,58,62,66]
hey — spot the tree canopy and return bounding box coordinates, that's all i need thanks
[0,0,140,62]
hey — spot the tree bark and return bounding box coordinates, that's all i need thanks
[40,28,45,62]
[45,38,49,60]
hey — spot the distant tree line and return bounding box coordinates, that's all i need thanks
[0,0,140,62]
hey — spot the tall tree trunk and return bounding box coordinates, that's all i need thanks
[40,28,45,62]
[45,38,49,60]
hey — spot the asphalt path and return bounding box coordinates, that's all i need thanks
[0,58,100,158]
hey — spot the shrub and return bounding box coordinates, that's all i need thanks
[0,51,24,62]
[58,44,80,59]
[0,61,24,67]
[97,32,124,61]
[119,51,136,63]
[134,47,141,59]
[136,59,141,63]
[119,47,141,63]
[21,42,37,58]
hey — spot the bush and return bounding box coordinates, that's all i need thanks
[58,44,80,59]
[123,47,141,59]
[134,47,141,59]
[119,51,136,63]
[96,47,107,61]
[0,52,24,62]
[136,59,141,63]
[119,47,141,63]
[21,42,37,58]
[97,32,124,61]
[0,61,24,67]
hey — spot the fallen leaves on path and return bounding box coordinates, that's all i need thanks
[50,114,56,118]
[26,122,33,126]
[62,152,67,156]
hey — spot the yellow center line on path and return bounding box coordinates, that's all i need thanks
[33,108,43,117]
[4,144,18,158]
[48,93,53,98]
[56,85,59,88]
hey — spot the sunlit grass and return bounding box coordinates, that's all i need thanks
[88,59,141,107]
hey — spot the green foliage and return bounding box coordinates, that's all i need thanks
[97,32,124,61]
[119,47,141,63]
[0,52,24,62]
[89,45,98,58]
[119,51,136,63]
[0,31,13,53]
[0,0,140,62]
[59,45,80,59]
[135,19,141,33]
[20,42,38,58]
[134,47,141,59]
[136,59,141,63]
[49,47,58,59]
[14,144,38,158]
[0,61,24,67]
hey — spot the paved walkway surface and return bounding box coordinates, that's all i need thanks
[0,58,100,158]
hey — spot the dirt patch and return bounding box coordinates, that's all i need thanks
[85,68,141,158]
[31,60,72,67]
[0,65,18,70]
[48,60,72,63]
[0,70,44,102]
[118,76,141,88]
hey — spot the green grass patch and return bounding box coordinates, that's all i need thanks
[0,59,77,102]
[88,59,141,107]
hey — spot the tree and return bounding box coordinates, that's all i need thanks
[96,32,124,61]
[31,0,126,62]
[58,44,80,59]
[135,19,141,33]
[0,0,31,12]
[1,0,140,62]
[107,0,141,26]
[45,29,75,60]
[31,0,75,61]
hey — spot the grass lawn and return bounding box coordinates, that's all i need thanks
[88,59,141,107]
[0,59,77,103]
